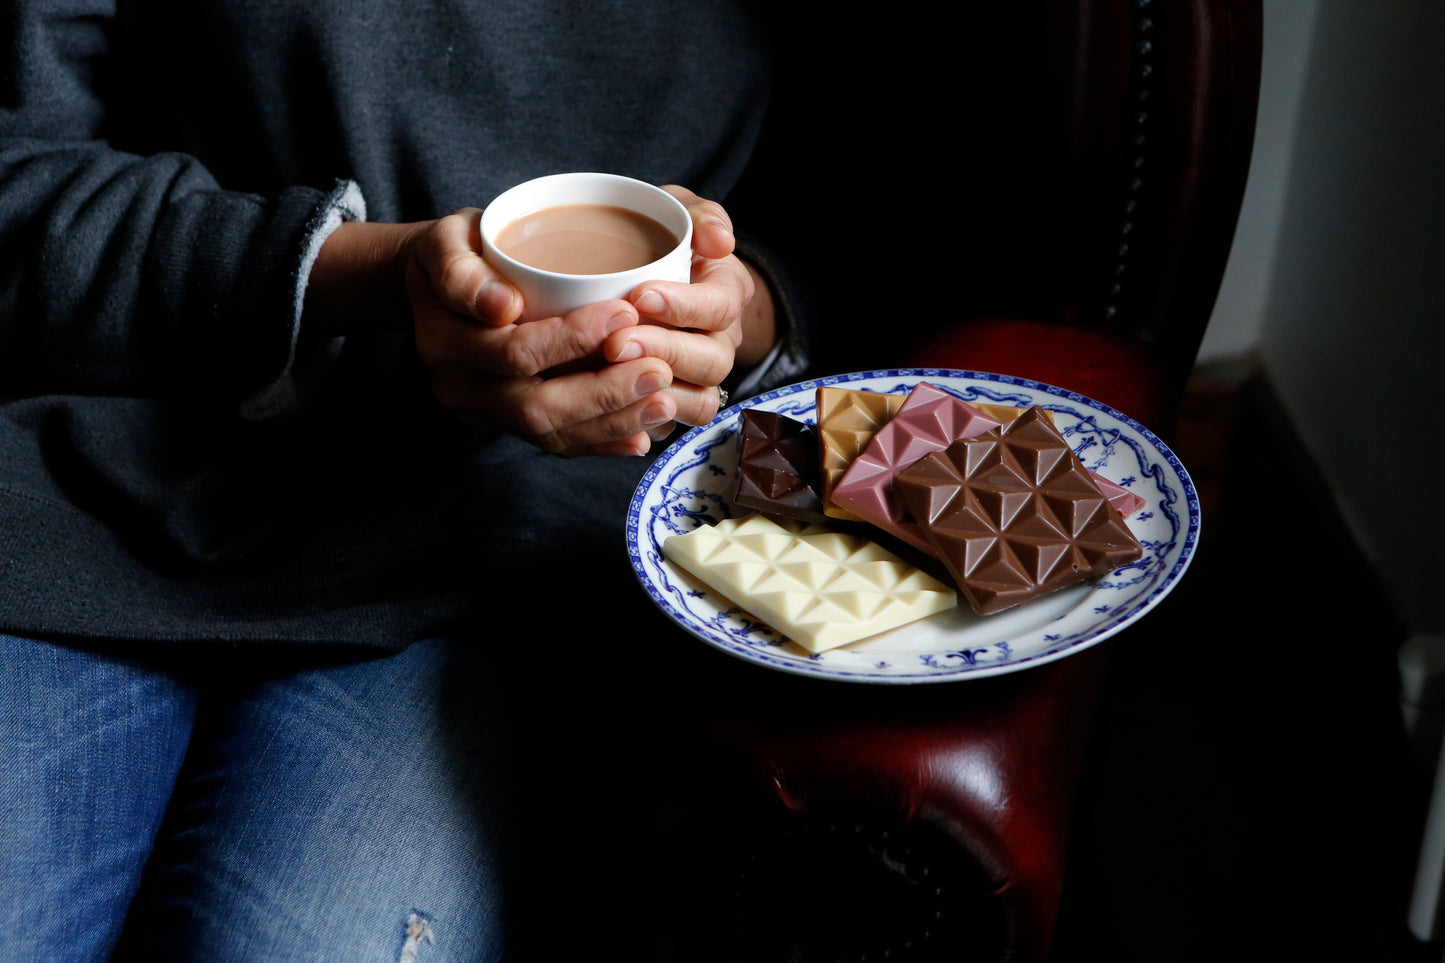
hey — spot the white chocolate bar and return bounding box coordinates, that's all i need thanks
[661,514,957,653]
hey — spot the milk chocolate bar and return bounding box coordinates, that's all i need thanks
[895,406,1143,615]
[734,409,830,524]
[829,382,1002,553]
[815,386,906,521]
[953,403,1142,516]
[662,514,957,653]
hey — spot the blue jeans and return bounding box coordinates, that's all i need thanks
[0,633,513,962]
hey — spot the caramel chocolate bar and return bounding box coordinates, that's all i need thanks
[815,386,906,521]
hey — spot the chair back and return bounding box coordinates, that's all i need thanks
[753,0,1262,415]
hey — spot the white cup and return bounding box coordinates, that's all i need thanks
[479,172,694,323]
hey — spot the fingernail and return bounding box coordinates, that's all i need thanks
[642,399,673,426]
[612,340,644,362]
[634,290,665,315]
[476,280,515,319]
[635,371,668,396]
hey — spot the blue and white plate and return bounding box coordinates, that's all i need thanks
[626,369,1200,683]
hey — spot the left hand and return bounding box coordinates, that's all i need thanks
[600,185,776,427]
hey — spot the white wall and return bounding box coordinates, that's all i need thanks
[1199,0,1318,362]
[1204,0,1445,633]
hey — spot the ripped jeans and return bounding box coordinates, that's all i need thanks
[0,632,512,962]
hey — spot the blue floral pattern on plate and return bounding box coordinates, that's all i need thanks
[626,369,1201,683]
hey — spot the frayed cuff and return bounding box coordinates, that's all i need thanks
[729,237,810,402]
[239,179,367,421]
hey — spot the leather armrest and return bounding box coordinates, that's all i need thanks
[905,317,1175,436]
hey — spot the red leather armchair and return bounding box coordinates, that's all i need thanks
[517,2,1260,960]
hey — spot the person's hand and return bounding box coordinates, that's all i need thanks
[404,209,687,457]
[601,185,777,433]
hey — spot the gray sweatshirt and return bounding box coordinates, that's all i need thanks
[0,0,810,650]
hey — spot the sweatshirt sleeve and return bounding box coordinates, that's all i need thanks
[0,1,363,415]
[730,230,811,400]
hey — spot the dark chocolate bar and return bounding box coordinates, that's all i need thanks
[734,409,830,524]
